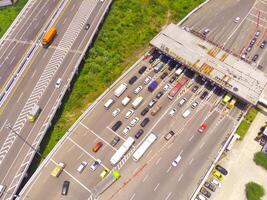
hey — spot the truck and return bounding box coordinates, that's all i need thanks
[42,27,57,48]
[51,162,65,177]
[28,104,41,122]
[222,94,232,105]
[227,98,236,109]
[114,83,127,97]
[148,81,158,92]
[154,62,164,73]
[131,96,143,109]
[121,96,131,106]
[91,170,121,198]
[168,77,188,99]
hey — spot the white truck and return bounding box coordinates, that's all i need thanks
[131,96,143,109]
[114,83,127,97]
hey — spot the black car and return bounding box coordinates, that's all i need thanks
[252,54,259,62]
[191,85,199,93]
[128,76,138,85]
[200,91,209,99]
[156,91,164,99]
[61,181,70,196]
[141,107,150,116]
[200,187,211,198]
[111,121,122,132]
[250,38,256,46]
[84,23,90,30]
[169,75,178,83]
[135,129,144,139]
[138,66,147,74]
[140,118,150,127]
[160,72,168,80]
[148,99,157,108]
[215,164,228,175]
[168,60,177,71]
[110,136,120,147]
[204,181,216,192]
[260,40,266,48]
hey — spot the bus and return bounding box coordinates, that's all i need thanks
[132,133,157,161]
[168,77,188,99]
[222,94,232,105]
[227,98,236,109]
[28,104,41,122]
[110,137,135,165]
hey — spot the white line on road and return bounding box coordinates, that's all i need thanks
[189,134,194,142]
[166,166,172,173]
[165,192,172,200]
[189,158,194,165]
[145,149,152,159]
[142,174,149,183]
[16,92,24,103]
[155,157,161,165]
[179,149,184,156]
[167,142,173,149]
[62,18,68,25]
[178,174,184,183]
[31,69,36,79]
[129,193,135,200]
[77,152,84,160]
[9,56,15,64]
[154,183,160,191]
[199,142,205,149]
[0,119,8,132]
[66,144,75,153]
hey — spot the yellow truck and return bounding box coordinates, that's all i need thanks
[51,162,65,177]
[227,98,236,109]
[42,27,57,48]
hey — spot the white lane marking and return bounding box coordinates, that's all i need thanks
[31,69,36,79]
[44,8,48,15]
[62,18,68,25]
[66,144,75,152]
[77,152,84,160]
[145,149,152,159]
[71,4,75,11]
[142,174,149,183]
[199,142,205,149]
[154,183,160,191]
[179,149,184,156]
[189,135,194,142]
[155,157,162,166]
[80,122,118,151]
[167,142,173,149]
[42,50,48,58]
[0,119,8,132]
[165,192,172,200]
[17,92,24,103]
[166,166,172,173]
[9,56,15,64]
[178,174,184,183]
[106,127,127,142]
[51,159,92,194]
[189,158,194,165]
[129,193,135,200]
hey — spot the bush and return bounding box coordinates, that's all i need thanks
[254,152,267,170]
[246,182,265,200]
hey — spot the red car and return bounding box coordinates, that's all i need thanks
[198,123,207,133]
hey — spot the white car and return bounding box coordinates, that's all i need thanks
[112,108,120,117]
[122,126,131,135]
[130,117,139,127]
[144,76,152,85]
[90,159,101,171]
[191,101,199,109]
[134,86,143,94]
[211,179,222,187]
[234,17,240,23]
[178,98,187,106]
[55,78,62,88]
[169,108,177,116]
[171,155,181,167]
[77,161,87,173]
[203,28,210,35]
[125,109,134,119]
[163,84,171,91]
[182,109,191,118]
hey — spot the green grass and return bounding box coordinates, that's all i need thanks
[0,0,28,37]
[236,107,258,140]
[246,182,265,200]
[40,0,205,157]
[254,152,267,170]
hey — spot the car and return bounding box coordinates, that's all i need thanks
[135,129,144,139]
[178,98,187,106]
[198,123,208,133]
[169,75,178,83]
[200,187,211,198]
[138,66,147,74]
[0,185,6,198]
[92,142,103,152]
[250,38,256,45]
[191,101,199,109]
[148,99,157,108]
[203,28,210,35]
[255,30,260,37]
[252,54,259,62]
[55,78,62,88]
[204,181,216,192]
[84,23,90,30]
[125,109,134,119]
[100,0,104,2]
[215,164,228,175]
[100,169,109,179]
[51,162,65,177]
[144,76,152,85]
[171,155,181,167]
[200,91,209,100]
[130,117,140,127]
[234,17,240,23]
[260,40,266,48]
[211,179,222,187]
[191,85,199,93]
[182,109,191,118]
[110,136,120,147]
[77,161,87,173]
[90,159,101,171]
[156,91,164,99]
[134,86,143,94]
[122,126,131,135]
[61,181,70,196]
[160,72,168,80]
[111,121,122,131]
[197,194,207,200]
[112,108,120,117]
[246,46,252,52]
[212,170,224,181]
[163,84,171,91]
[151,104,162,116]
[141,107,150,116]
[140,117,150,127]
[169,108,177,116]
[164,130,175,141]
[128,76,138,85]
[241,53,246,60]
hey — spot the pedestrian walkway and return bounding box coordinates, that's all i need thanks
[213,111,267,200]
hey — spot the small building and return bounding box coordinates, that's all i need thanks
[0,0,17,8]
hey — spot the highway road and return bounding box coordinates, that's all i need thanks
[0,0,111,199]
[18,47,245,200]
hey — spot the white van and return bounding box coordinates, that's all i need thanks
[121,96,131,106]
[104,98,114,109]
[182,109,191,118]
[114,83,127,97]
[0,185,6,197]
[55,78,62,88]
